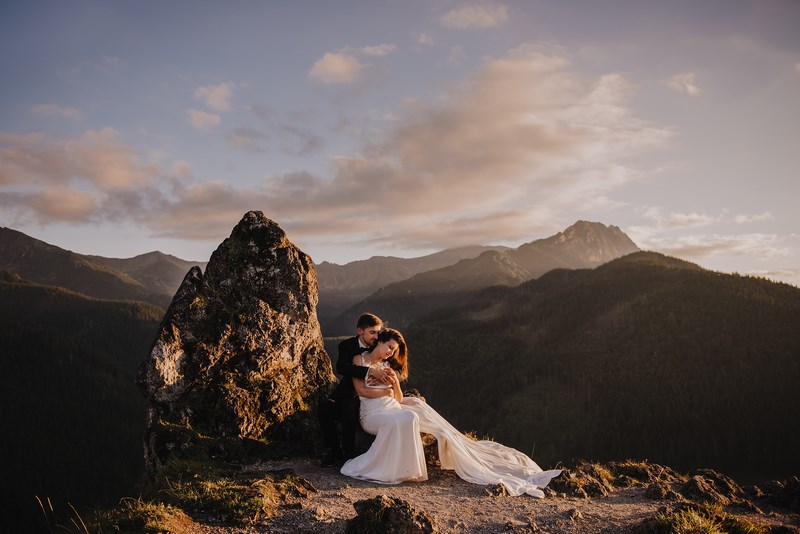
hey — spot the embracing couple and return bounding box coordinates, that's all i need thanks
[318,313,561,497]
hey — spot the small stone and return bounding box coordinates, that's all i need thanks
[487,483,511,497]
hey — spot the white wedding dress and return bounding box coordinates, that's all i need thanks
[340,394,561,497]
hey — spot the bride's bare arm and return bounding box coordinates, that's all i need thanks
[352,377,392,398]
[387,369,403,403]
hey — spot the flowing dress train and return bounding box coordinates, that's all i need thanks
[401,396,561,497]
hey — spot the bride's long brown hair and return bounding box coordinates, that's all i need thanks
[378,328,409,381]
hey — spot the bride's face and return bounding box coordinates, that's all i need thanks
[376,339,399,360]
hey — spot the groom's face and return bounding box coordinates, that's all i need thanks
[357,325,381,347]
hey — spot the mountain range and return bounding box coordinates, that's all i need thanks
[0,227,205,308]
[2,221,638,334]
[3,220,799,528]
[404,251,800,482]
[315,245,509,324]
[324,221,639,335]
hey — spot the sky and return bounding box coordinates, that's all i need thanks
[1,1,799,286]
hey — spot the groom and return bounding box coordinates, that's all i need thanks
[318,312,391,466]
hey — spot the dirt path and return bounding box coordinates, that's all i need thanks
[198,457,798,533]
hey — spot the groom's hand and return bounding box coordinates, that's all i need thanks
[370,366,392,384]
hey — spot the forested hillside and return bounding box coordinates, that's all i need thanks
[404,252,800,483]
[0,274,163,527]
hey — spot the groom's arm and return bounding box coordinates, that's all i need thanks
[336,338,370,380]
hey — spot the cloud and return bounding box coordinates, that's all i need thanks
[796,62,800,73]
[101,55,123,66]
[194,82,236,112]
[665,72,702,96]
[241,105,325,156]
[308,52,363,84]
[448,46,465,66]
[415,33,434,46]
[359,44,397,56]
[639,233,790,260]
[640,207,773,229]
[734,212,772,224]
[173,160,193,179]
[186,109,221,130]
[139,46,669,248]
[29,104,82,121]
[0,187,98,224]
[441,2,509,29]
[227,127,269,153]
[0,128,157,189]
[3,47,671,255]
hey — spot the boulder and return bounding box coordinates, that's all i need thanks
[137,211,335,474]
[346,495,438,533]
[680,468,744,506]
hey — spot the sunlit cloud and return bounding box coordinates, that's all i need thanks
[441,2,509,29]
[2,47,672,254]
[640,233,790,260]
[0,128,158,189]
[186,109,221,130]
[308,52,363,84]
[193,82,236,112]
[7,188,98,223]
[173,160,193,179]
[29,104,82,121]
[665,72,702,96]
[143,46,670,247]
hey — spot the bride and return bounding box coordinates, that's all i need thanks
[340,328,561,497]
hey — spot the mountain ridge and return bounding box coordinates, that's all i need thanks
[324,220,640,335]
[404,250,800,481]
[0,227,204,308]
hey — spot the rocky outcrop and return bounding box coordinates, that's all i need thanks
[137,211,335,474]
[346,495,438,533]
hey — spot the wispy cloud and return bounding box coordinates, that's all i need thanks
[441,2,509,29]
[227,127,269,153]
[29,104,82,121]
[639,233,789,260]
[415,33,434,46]
[639,206,773,229]
[194,82,237,112]
[358,44,397,56]
[186,109,221,131]
[665,72,702,96]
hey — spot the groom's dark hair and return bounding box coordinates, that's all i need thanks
[356,313,382,329]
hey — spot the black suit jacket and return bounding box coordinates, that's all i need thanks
[329,336,371,400]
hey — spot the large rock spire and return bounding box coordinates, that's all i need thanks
[137,211,334,474]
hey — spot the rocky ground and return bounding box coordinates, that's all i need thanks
[180,457,800,533]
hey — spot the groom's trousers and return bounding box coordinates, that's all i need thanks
[318,395,360,458]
